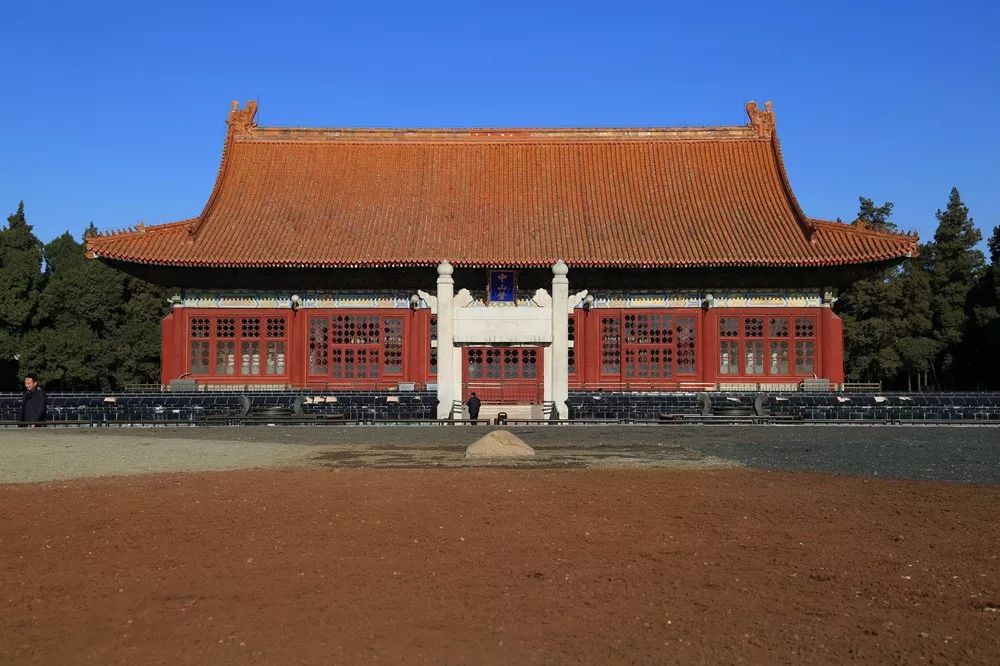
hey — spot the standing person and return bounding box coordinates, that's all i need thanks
[20,374,47,426]
[466,392,481,424]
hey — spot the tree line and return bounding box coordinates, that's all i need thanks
[836,188,999,390]
[0,202,170,391]
[1,191,997,391]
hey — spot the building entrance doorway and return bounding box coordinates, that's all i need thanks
[462,347,543,404]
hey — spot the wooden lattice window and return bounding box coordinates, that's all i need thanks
[623,313,673,378]
[717,314,817,377]
[467,348,484,379]
[520,349,538,379]
[719,340,739,375]
[214,317,237,375]
[744,340,764,375]
[216,318,236,339]
[308,313,405,382]
[484,349,501,379]
[744,317,764,338]
[601,316,621,375]
[769,341,790,375]
[597,310,697,382]
[189,317,211,375]
[190,342,210,375]
[190,318,210,338]
[769,317,789,338]
[502,349,519,379]
[719,317,739,338]
[467,348,537,381]
[331,315,379,379]
[186,314,288,378]
[265,318,287,375]
[794,317,816,375]
[239,317,261,376]
[309,318,329,374]
[795,341,815,374]
[794,317,815,338]
[212,339,242,376]
[383,319,403,374]
[676,317,696,374]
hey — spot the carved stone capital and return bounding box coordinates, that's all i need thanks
[568,290,589,313]
[417,289,438,314]
[531,288,552,308]
[455,288,475,308]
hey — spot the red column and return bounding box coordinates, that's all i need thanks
[699,307,717,385]
[569,311,581,389]
[160,312,175,385]
[820,307,844,385]
[405,308,428,386]
[163,309,187,385]
[287,307,306,388]
[582,307,600,387]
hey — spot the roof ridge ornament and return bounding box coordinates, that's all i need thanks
[746,100,775,139]
[227,100,258,136]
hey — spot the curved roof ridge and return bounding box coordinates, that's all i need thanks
[186,100,259,239]
[239,125,765,143]
[744,100,818,240]
[85,100,919,271]
[811,218,920,241]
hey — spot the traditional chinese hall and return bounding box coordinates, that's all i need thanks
[86,100,917,418]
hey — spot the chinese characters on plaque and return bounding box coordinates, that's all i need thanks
[488,270,516,302]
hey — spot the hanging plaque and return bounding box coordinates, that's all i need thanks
[488,270,517,302]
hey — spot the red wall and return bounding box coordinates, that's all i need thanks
[160,306,844,389]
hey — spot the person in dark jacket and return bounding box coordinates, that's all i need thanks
[466,392,481,424]
[20,374,47,426]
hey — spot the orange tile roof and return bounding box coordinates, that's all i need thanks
[86,101,917,269]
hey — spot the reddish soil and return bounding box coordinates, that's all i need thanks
[2,468,999,664]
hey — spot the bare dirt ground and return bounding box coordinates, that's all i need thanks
[1,428,999,664]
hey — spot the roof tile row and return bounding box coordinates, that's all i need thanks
[86,102,917,269]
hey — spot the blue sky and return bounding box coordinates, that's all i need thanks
[1,0,997,248]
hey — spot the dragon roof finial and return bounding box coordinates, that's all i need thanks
[746,100,775,138]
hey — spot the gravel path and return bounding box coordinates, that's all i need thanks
[0,432,322,484]
[1,424,997,484]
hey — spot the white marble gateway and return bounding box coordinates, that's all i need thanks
[453,307,553,344]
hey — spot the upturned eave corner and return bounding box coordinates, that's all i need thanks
[748,99,819,241]
[187,100,258,239]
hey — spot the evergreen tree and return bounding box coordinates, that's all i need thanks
[0,207,171,391]
[19,225,170,390]
[963,225,1000,388]
[0,202,43,388]
[989,225,1000,302]
[109,275,172,388]
[20,230,120,389]
[856,197,898,233]
[926,188,985,386]
[836,198,906,384]
[894,249,937,390]
[86,222,173,388]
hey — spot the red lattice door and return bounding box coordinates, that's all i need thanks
[462,347,543,404]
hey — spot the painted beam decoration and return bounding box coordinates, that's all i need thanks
[591,289,827,309]
[179,290,417,309]
[488,270,517,302]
